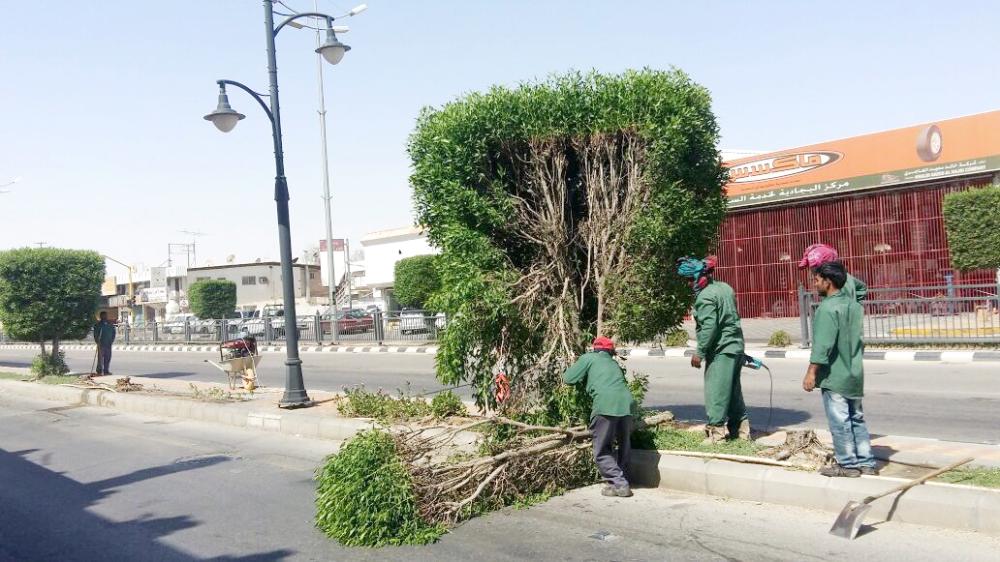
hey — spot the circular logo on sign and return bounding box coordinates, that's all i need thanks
[916,124,943,162]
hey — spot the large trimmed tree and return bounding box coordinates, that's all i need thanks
[408,69,727,410]
[0,248,104,356]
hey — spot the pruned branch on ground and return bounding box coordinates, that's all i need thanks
[394,410,674,525]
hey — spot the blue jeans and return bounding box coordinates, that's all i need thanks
[821,389,875,469]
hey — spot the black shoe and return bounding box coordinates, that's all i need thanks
[859,466,879,476]
[819,465,861,478]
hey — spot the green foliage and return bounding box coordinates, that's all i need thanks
[663,328,690,347]
[430,390,468,418]
[30,351,69,378]
[337,385,432,423]
[0,248,104,345]
[943,185,1000,271]
[767,330,792,347]
[187,279,237,320]
[631,426,764,456]
[393,255,441,310]
[315,430,444,546]
[409,69,727,408]
[936,467,1000,489]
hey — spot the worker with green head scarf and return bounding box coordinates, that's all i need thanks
[676,256,748,444]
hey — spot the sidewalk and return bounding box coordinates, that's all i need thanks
[1,370,997,537]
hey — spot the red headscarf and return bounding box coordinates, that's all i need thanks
[592,336,615,353]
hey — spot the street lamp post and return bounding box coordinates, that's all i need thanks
[204,0,352,408]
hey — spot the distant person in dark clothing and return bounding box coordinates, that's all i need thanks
[93,312,116,375]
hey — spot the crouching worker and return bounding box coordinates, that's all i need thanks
[676,256,749,444]
[563,336,636,498]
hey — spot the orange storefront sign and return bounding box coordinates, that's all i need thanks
[724,110,1000,208]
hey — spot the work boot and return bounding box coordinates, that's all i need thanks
[702,425,728,445]
[614,485,633,498]
[601,484,616,497]
[729,419,751,440]
[859,466,879,476]
[819,465,861,478]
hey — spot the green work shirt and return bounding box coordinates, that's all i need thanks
[93,321,116,346]
[562,351,636,420]
[694,281,745,359]
[841,274,868,304]
[809,290,865,398]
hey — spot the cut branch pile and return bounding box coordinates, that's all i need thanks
[394,410,674,525]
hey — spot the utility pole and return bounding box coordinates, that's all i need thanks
[314,0,337,310]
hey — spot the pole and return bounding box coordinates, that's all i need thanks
[314,0,337,311]
[264,0,310,408]
[345,239,353,310]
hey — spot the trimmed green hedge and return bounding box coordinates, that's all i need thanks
[943,185,1000,271]
[187,279,237,320]
[0,248,104,346]
[393,254,441,309]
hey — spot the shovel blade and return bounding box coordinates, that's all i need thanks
[829,501,871,540]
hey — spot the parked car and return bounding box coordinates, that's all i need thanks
[321,308,373,335]
[399,309,432,335]
[240,307,306,339]
[163,313,201,335]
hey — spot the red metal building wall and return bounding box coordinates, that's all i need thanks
[714,176,997,318]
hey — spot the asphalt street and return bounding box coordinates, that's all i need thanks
[2,395,998,561]
[1,348,998,444]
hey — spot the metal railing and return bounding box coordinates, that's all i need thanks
[799,283,1000,345]
[0,311,447,347]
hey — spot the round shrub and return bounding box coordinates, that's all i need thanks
[663,328,690,348]
[430,390,467,418]
[768,330,793,347]
[315,429,443,547]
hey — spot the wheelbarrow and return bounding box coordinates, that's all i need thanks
[204,337,262,391]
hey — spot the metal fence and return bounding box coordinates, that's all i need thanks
[799,283,1000,346]
[0,311,446,347]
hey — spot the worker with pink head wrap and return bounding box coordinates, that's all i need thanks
[798,244,867,303]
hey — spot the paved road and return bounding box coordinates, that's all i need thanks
[2,396,997,561]
[1,348,998,444]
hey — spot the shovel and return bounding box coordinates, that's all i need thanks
[829,456,974,540]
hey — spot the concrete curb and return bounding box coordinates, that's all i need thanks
[629,450,1000,537]
[4,343,996,362]
[0,344,439,355]
[623,347,1000,363]
[0,379,373,443]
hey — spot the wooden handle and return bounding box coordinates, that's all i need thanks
[864,457,975,504]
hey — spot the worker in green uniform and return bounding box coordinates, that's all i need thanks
[676,256,749,444]
[563,336,637,498]
[803,260,876,477]
[798,243,867,303]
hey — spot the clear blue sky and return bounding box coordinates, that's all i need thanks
[2,0,998,279]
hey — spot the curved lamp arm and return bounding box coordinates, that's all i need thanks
[274,12,334,36]
[216,79,274,123]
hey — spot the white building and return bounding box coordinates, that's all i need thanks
[187,261,323,312]
[354,225,438,310]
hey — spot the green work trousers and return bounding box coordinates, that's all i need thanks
[704,353,747,433]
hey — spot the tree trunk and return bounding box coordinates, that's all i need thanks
[52,337,60,357]
[595,275,604,336]
[39,341,47,355]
